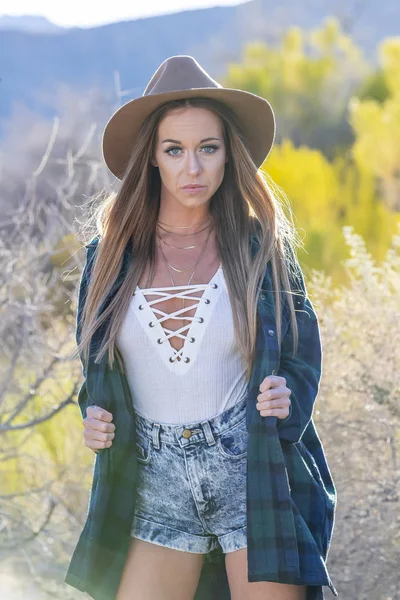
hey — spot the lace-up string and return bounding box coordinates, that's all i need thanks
[138,282,214,362]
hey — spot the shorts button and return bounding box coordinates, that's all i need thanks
[182,429,192,439]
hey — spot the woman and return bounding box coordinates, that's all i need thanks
[65,55,338,600]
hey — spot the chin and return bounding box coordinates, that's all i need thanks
[178,191,210,202]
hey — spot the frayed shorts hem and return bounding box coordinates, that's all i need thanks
[131,514,247,554]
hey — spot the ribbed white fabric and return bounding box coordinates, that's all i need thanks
[116,266,248,425]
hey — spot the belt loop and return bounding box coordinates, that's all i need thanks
[152,423,161,449]
[201,420,216,446]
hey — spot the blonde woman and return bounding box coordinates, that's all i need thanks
[65,56,338,600]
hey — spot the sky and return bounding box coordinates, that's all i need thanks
[0,0,246,28]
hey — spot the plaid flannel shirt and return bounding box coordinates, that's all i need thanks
[65,233,338,600]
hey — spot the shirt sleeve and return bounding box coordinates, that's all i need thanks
[75,238,99,422]
[76,237,99,376]
[275,243,322,444]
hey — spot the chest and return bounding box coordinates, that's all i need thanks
[134,261,223,357]
[118,266,241,374]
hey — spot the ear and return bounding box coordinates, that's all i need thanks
[151,157,158,167]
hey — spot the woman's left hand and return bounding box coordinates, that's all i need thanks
[256,375,291,419]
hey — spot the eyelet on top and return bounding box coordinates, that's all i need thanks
[212,283,218,289]
[157,338,163,344]
[204,298,210,304]
[198,317,204,323]
[184,357,190,363]
[139,304,144,310]
[149,321,155,327]
[169,356,175,362]
[189,337,195,343]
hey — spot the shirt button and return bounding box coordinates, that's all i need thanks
[182,429,192,439]
[268,329,275,336]
[271,369,277,375]
[260,293,266,300]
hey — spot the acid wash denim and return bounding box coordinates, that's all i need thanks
[131,394,248,554]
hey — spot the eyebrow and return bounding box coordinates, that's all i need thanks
[161,137,221,144]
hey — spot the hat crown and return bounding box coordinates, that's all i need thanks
[143,55,223,97]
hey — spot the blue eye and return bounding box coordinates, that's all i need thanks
[203,144,219,154]
[165,144,219,157]
[166,146,181,156]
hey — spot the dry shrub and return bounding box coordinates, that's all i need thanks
[310,224,400,600]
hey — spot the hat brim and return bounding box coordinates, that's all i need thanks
[102,87,276,179]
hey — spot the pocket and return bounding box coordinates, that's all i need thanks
[135,429,153,465]
[216,416,248,459]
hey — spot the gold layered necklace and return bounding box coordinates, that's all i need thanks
[156,218,214,311]
[157,219,212,250]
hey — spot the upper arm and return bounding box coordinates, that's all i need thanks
[280,239,319,340]
[76,237,99,371]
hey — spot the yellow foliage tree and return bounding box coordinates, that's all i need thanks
[223,17,369,154]
[264,139,398,282]
[349,39,400,211]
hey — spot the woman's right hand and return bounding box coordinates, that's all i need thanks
[83,405,115,453]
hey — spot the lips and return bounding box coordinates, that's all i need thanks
[183,185,205,189]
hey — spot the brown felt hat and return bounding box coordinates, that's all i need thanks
[102,55,276,180]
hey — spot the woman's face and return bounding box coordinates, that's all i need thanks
[151,106,228,210]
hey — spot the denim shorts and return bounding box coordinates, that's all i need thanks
[131,394,248,554]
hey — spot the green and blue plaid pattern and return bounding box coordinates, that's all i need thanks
[65,233,338,600]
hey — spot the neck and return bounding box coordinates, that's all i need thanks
[157,206,211,231]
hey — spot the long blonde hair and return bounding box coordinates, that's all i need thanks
[75,96,303,382]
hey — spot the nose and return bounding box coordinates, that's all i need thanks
[185,151,202,176]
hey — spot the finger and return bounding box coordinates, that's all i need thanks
[257,386,287,403]
[86,438,113,451]
[258,407,290,419]
[84,426,115,449]
[256,397,291,411]
[87,405,114,422]
[257,384,291,403]
[84,417,116,433]
[259,375,286,393]
[84,428,115,443]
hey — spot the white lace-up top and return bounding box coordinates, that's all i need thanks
[116,265,249,425]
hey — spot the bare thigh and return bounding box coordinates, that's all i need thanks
[226,548,307,600]
[116,538,205,600]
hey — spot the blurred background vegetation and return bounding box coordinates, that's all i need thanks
[0,9,399,600]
